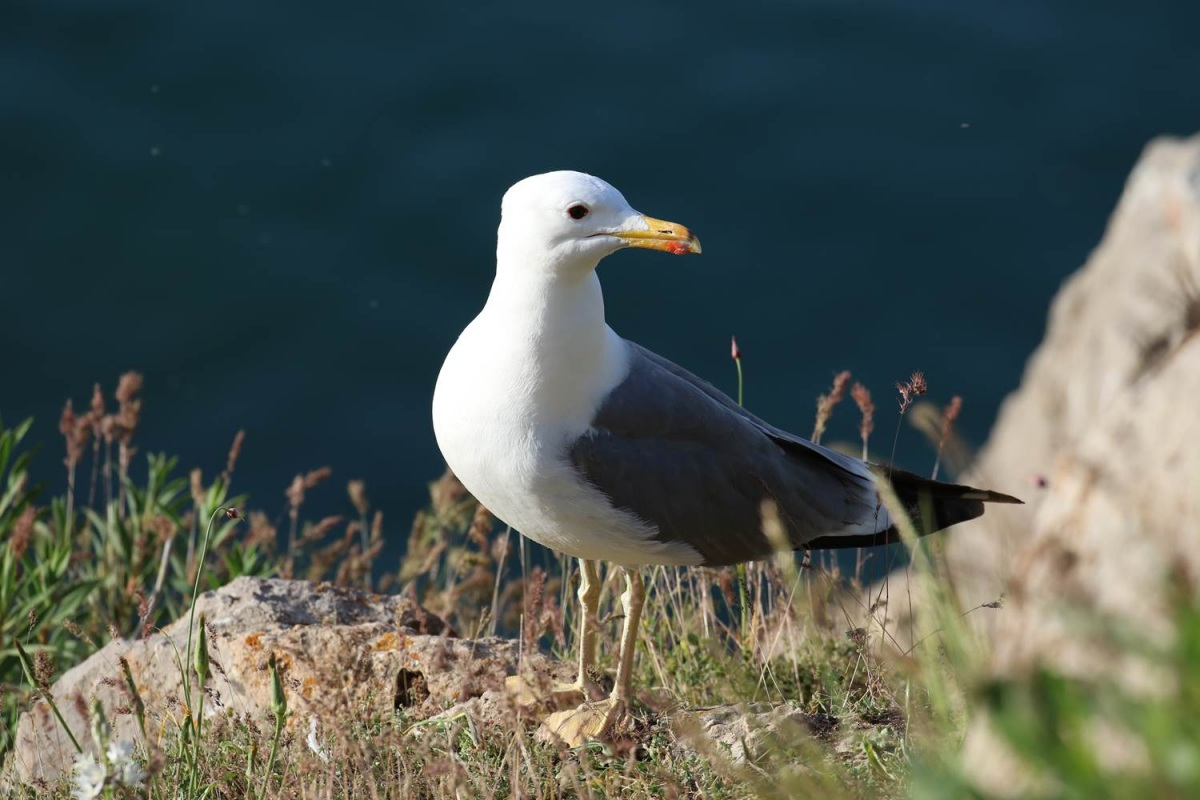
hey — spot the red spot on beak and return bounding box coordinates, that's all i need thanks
[668,241,692,256]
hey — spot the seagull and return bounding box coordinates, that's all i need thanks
[432,170,1020,744]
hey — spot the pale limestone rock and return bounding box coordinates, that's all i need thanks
[946,133,1200,625]
[673,703,838,766]
[947,134,1200,794]
[6,577,564,787]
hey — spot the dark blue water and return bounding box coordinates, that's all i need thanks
[4,1,1199,554]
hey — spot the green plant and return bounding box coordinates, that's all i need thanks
[0,376,388,767]
[10,368,1200,800]
[0,418,98,757]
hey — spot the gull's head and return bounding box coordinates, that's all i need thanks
[497,171,701,277]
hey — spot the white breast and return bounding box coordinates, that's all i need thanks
[431,274,701,567]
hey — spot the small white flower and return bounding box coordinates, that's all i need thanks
[70,753,106,800]
[117,758,148,788]
[106,739,133,763]
[106,739,148,787]
[307,716,331,763]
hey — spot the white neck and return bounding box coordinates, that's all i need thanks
[488,245,605,330]
[478,252,628,435]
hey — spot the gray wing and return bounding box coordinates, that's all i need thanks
[567,341,885,566]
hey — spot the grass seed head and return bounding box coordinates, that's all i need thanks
[33,650,55,691]
[896,371,928,415]
[223,429,245,485]
[113,371,143,446]
[302,467,333,490]
[467,504,492,548]
[89,697,110,752]
[190,468,205,508]
[812,370,852,443]
[89,382,105,421]
[246,511,278,550]
[10,506,35,562]
[939,395,963,450]
[348,479,369,516]
[852,382,875,440]
[286,474,305,515]
[59,400,90,468]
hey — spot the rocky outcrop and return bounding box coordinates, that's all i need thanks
[940,134,1200,791]
[869,137,1200,655]
[7,577,568,787]
[946,133,1200,639]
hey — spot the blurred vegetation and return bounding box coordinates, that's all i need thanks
[3,375,1199,798]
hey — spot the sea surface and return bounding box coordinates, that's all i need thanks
[4,1,1199,565]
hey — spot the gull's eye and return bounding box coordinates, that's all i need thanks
[567,204,589,220]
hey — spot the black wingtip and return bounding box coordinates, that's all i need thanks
[801,478,1022,552]
[963,489,1024,505]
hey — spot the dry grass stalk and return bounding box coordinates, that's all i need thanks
[851,382,874,460]
[467,504,492,549]
[811,370,851,445]
[189,468,205,508]
[889,370,928,474]
[245,511,278,551]
[59,399,91,533]
[87,383,104,507]
[284,467,333,576]
[222,429,245,486]
[113,371,143,517]
[932,396,962,480]
[33,650,54,692]
[895,371,927,415]
[521,568,546,651]
[347,480,369,517]
[10,506,35,562]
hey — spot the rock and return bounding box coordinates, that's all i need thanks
[418,688,518,735]
[933,134,1200,792]
[672,703,838,766]
[944,133,1200,627]
[6,577,565,787]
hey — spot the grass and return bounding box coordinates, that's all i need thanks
[2,373,1200,798]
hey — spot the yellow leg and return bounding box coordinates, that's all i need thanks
[506,559,602,709]
[611,567,645,706]
[506,561,604,710]
[542,566,644,746]
[575,559,602,689]
[554,558,600,695]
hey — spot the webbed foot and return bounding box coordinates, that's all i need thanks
[540,696,626,747]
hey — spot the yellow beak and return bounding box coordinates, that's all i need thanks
[612,215,702,256]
